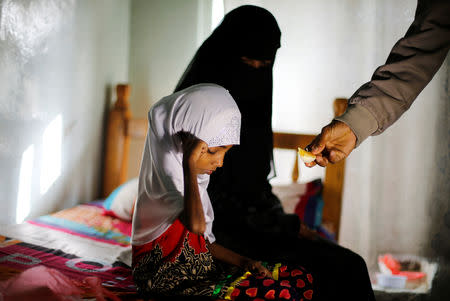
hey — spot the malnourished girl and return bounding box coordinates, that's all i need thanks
[131,84,314,300]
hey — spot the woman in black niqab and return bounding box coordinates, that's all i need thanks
[175,6,375,301]
[175,5,300,255]
[176,5,279,192]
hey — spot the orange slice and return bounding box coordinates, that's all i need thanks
[297,147,316,164]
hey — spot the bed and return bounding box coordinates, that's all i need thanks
[0,83,347,300]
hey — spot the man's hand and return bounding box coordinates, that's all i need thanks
[305,120,356,167]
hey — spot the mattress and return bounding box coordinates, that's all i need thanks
[0,202,138,299]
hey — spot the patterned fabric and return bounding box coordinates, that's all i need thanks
[132,219,314,300]
[132,219,235,298]
[1,202,133,266]
[225,264,314,300]
[207,115,242,147]
[29,202,131,246]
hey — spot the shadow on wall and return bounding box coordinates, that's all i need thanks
[99,84,113,198]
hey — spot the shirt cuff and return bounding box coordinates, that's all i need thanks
[335,104,378,147]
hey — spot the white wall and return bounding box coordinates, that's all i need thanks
[338,0,449,270]
[0,0,130,224]
[128,0,213,116]
[225,0,379,184]
[224,0,449,271]
[127,0,214,178]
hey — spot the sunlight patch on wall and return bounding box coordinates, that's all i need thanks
[40,114,62,194]
[0,0,75,60]
[0,0,75,120]
[16,144,34,223]
[211,0,224,30]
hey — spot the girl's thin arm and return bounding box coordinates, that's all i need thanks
[207,242,248,267]
[182,146,206,235]
[207,242,272,278]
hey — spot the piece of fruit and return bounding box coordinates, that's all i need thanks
[298,147,316,164]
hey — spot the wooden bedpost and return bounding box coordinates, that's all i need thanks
[102,84,131,198]
[321,98,348,240]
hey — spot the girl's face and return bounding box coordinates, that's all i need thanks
[196,145,233,175]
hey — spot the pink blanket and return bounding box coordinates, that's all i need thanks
[0,265,120,301]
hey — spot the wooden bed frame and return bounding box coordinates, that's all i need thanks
[102,84,347,239]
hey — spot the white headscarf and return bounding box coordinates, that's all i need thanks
[131,83,241,245]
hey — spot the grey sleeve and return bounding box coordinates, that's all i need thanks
[337,0,450,146]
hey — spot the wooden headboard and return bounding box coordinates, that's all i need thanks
[102,84,347,239]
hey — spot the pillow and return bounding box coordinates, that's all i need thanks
[272,179,324,229]
[294,179,323,229]
[103,178,138,221]
[271,182,308,214]
[273,179,337,241]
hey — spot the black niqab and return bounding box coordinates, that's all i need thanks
[175,5,281,200]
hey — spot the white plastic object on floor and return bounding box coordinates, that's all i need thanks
[376,273,407,289]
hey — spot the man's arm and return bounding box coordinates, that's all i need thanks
[307,0,450,166]
[338,0,450,146]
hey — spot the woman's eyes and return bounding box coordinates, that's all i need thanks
[207,149,217,155]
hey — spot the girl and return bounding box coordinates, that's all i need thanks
[131,84,313,300]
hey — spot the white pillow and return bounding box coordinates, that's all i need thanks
[271,182,307,214]
[103,178,138,221]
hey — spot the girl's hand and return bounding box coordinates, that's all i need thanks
[242,259,272,279]
[179,132,208,172]
[178,132,207,235]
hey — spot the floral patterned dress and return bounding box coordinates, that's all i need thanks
[132,219,314,300]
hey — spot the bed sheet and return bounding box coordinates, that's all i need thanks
[0,202,140,298]
[0,202,132,266]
